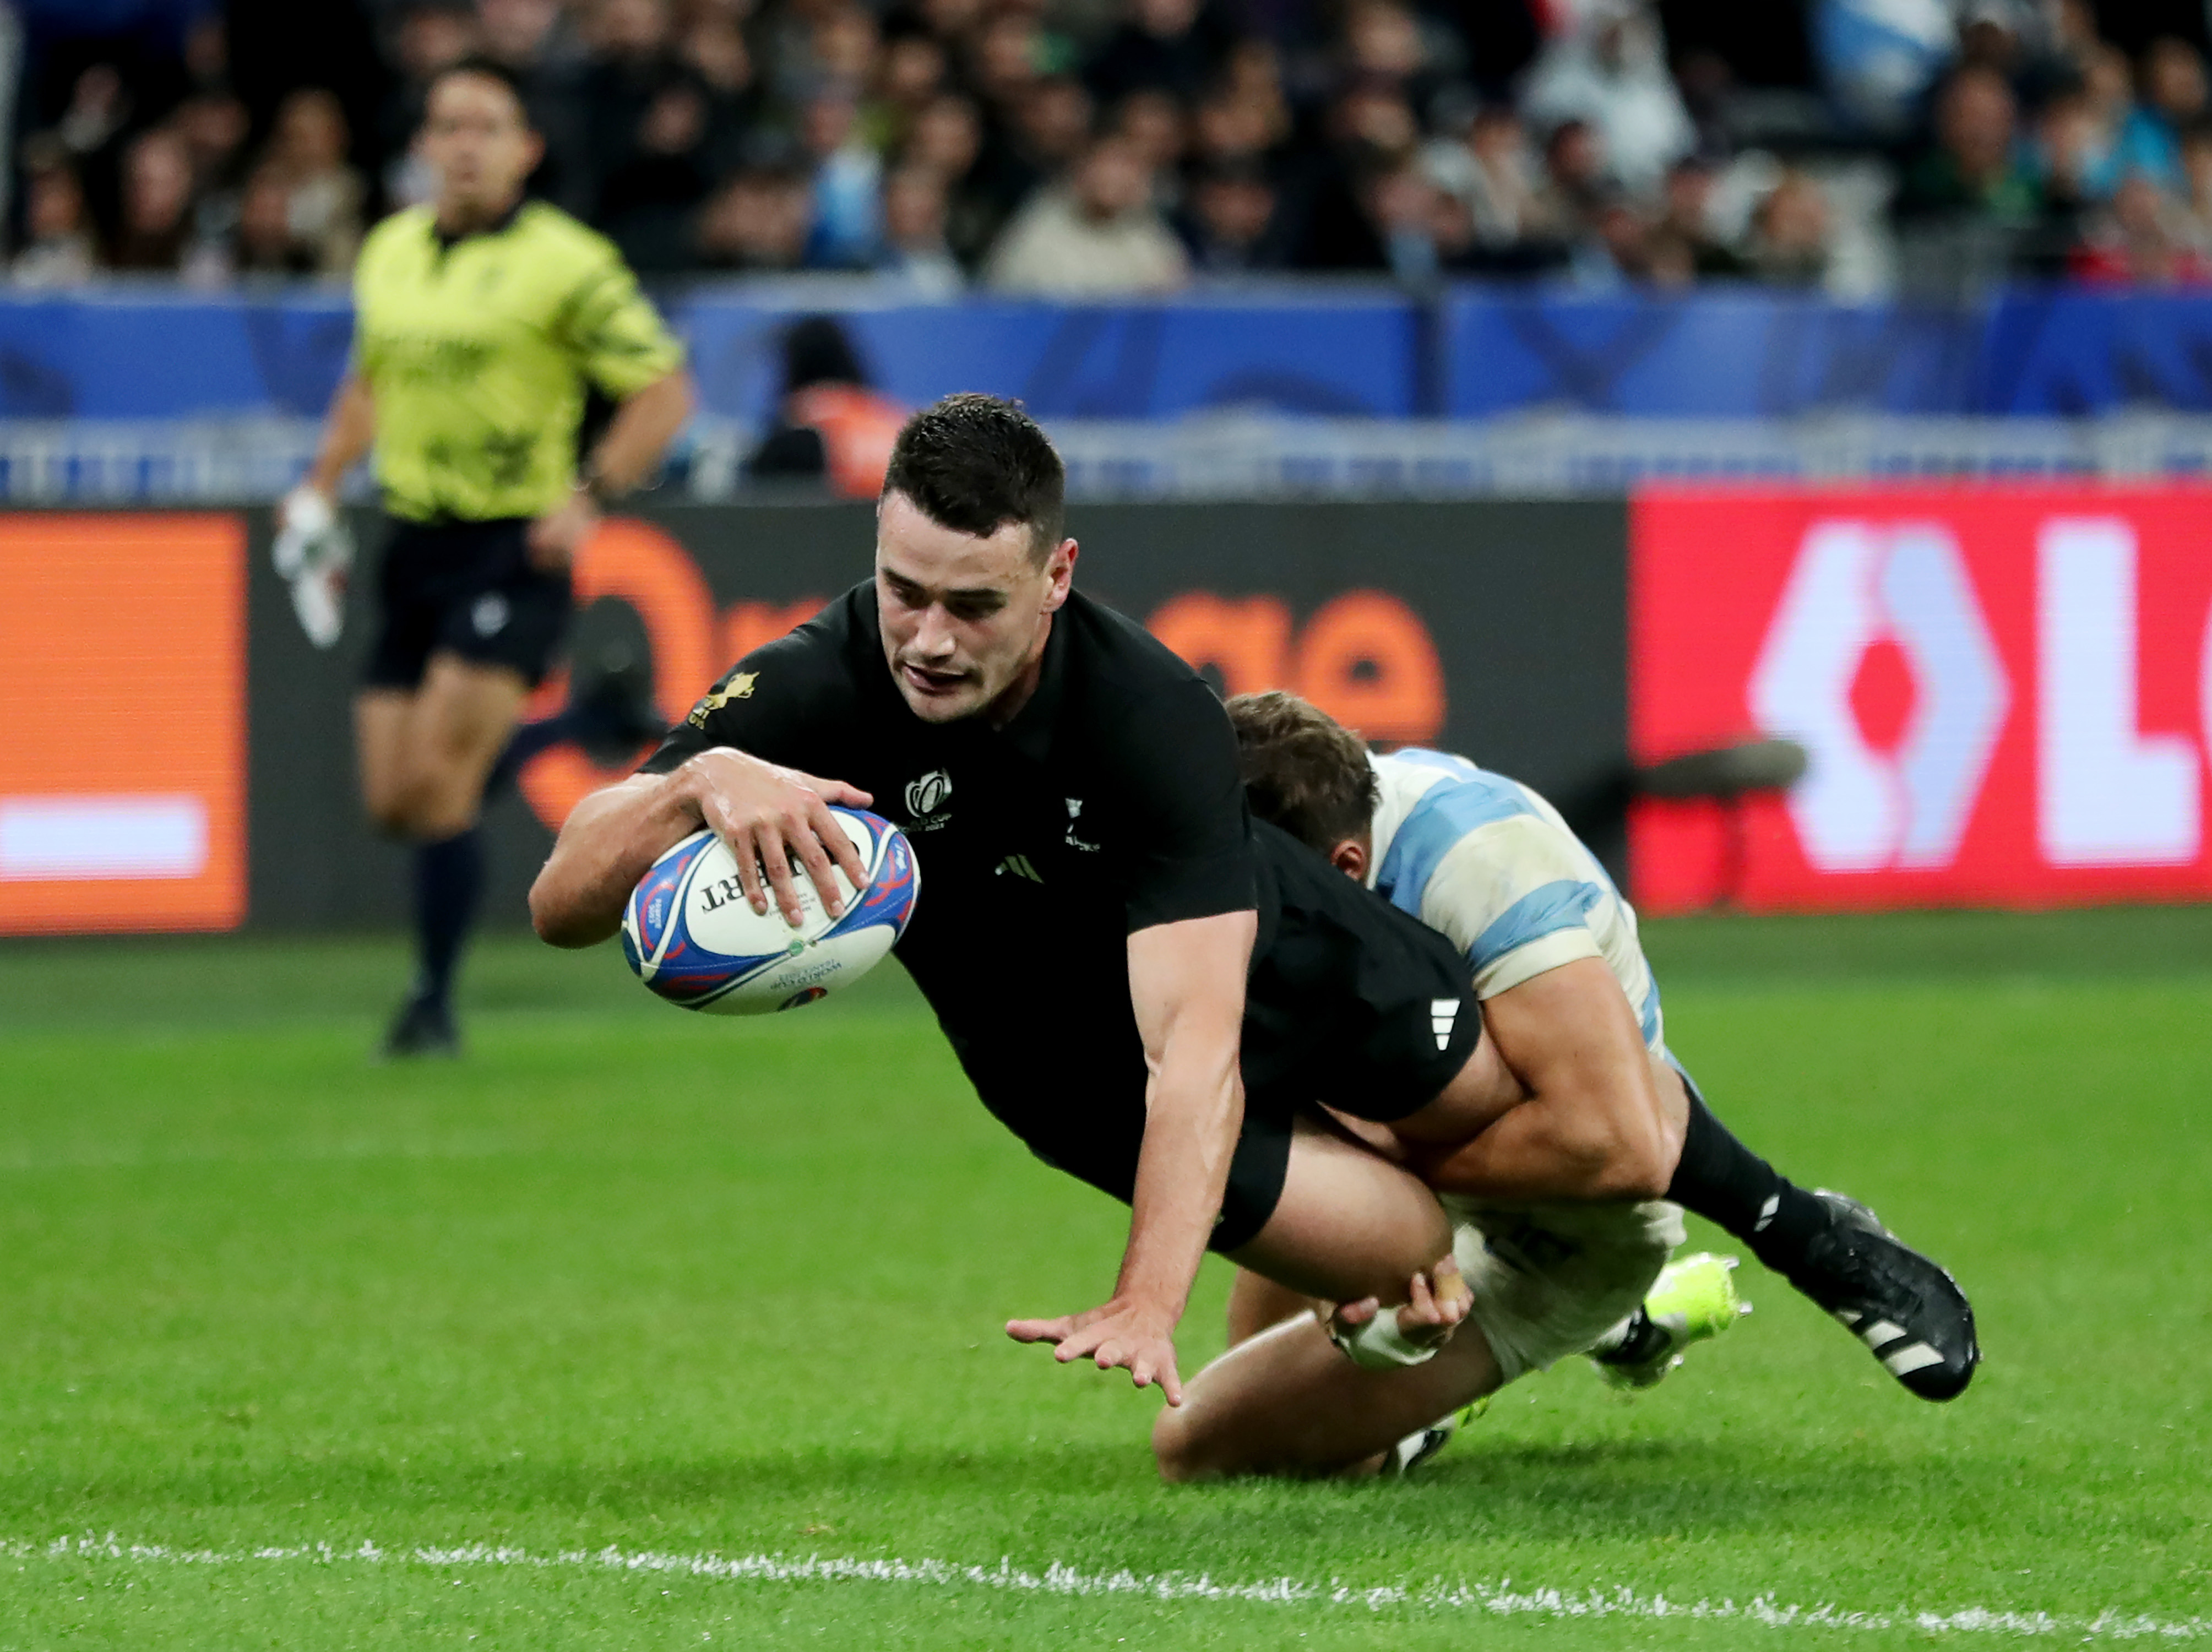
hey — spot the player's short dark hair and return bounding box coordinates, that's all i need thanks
[1226,690,1380,852]
[883,393,1065,563]
[428,55,536,128]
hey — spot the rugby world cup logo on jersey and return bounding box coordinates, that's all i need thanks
[1751,521,2009,873]
[904,769,953,830]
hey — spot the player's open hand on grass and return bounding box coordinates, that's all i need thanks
[1325,1256,1472,1360]
[676,748,876,927]
[1006,1297,1184,1406]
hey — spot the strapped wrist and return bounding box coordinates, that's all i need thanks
[1327,1306,1443,1370]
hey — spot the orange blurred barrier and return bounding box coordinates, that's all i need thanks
[0,513,246,933]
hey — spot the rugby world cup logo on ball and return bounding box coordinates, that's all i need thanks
[621,808,920,1014]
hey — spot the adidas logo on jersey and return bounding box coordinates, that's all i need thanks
[994,854,1043,883]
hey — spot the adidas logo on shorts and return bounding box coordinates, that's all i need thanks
[1430,998,1459,1051]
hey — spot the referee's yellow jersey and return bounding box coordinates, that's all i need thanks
[351,201,685,523]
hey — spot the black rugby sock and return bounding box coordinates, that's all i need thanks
[412,828,483,1009]
[1666,1093,1830,1276]
[485,714,570,795]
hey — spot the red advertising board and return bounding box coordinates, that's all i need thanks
[1631,487,2212,914]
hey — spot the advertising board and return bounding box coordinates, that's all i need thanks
[0,514,246,934]
[1632,486,2212,912]
[236,499,1629,932]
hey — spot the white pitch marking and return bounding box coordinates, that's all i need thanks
[9,1534,2206,1640]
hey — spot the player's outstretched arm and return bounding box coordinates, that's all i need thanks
[530,748,872,947]
[1007,910,1257,1406]
[1403,957,1678,1202]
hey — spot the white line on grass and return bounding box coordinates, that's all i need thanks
[10,1534,2205,1640]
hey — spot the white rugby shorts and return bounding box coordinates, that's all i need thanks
[1443,1195,1687,1383]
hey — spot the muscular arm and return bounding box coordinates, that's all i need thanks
[1006,909,1257,1404]
[530,772,696,947]
[1120,912,1256,1333]
[529,748,872,947]
[1404,957,1680,1202]
[303,373,375,499]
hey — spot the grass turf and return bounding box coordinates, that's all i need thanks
[0,910,2206,1648]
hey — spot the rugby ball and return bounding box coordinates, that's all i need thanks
[621,808,919,1014]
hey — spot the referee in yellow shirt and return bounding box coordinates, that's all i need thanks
[286,57,694,1057]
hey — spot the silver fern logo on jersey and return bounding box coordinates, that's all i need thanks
[1064,796,1100,851]
[904,769,953,830]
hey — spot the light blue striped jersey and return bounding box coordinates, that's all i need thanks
[1367,748,1665,1051]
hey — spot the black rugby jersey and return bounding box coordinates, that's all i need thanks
[639,581,1258,1051]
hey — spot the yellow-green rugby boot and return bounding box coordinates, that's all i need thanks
[1590,1252,1749,1391]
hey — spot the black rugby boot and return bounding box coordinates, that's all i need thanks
[379,992,460,1061]
[1787,1191,1979,1401]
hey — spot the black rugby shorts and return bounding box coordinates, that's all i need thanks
[953,1027,1295,1255]
[363,515,573,691]
[946,827,1481,1252]
[1239,819,1484,1126]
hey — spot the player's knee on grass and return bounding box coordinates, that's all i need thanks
[1154,1312,1504,1483]
[1151,1409,1357,1484]
[1150,1401,1211,1483]
[1150,1366,1320,1484]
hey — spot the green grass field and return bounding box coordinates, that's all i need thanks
[0,909,2206,1649]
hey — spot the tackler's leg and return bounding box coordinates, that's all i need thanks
[1156,1303,1502,1482]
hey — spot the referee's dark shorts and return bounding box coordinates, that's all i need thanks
[363,515,574,692]
[954,821,1483,1253]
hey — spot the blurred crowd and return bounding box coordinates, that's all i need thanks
[7,0,2211,295]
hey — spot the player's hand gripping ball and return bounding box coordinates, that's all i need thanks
[622,809,919,1013]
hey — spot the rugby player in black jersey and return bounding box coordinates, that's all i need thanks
[530,394,1970,1417]
[532,395,1524,1403]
